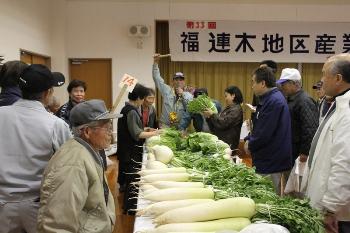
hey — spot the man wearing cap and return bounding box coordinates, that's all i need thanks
[153,54,193,129]
[38,99,118,233]
[0,64,71,233]
[277,68,318,164]
[302,54,350,233]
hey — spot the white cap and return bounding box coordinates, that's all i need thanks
[277,68,301,84]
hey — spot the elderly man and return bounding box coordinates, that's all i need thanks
[0,64,71,233]
[38,99,120,233]
[153,54,193,129]
[277,68,319,163]
[303,53,350,233]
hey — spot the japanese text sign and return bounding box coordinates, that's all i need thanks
[169,20,350,63]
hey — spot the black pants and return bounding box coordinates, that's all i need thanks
[117,161,127,190]
[123,162,142,215]
[339,221,350,233]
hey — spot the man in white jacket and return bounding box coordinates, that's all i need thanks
[303,53,350,233]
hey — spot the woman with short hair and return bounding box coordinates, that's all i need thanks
[56,79,87,126]
[202,85,243,151]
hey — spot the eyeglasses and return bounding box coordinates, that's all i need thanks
[91,126,113,133]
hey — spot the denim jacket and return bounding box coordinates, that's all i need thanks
[152,64,192,129]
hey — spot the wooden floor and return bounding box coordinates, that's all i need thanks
[106,142,252,233]
[106,155,135,233]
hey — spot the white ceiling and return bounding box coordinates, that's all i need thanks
[67,0,350,5]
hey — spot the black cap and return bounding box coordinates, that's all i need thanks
[70,99,122,127]
[173,72,185,80]
[19,64,65,93]
[312,81,323,90]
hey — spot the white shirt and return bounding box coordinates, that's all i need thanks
[0,99,72,201]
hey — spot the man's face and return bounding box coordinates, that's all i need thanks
[321,62,338,97]
[315,87,325,99]
[70,86,85,103]
[87,120,113,150]
[251,75,264,96]
[280,81,295,97]
[173,78,185,89]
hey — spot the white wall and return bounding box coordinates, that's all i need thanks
[0,0,52,60]
[2,0,350,111]
[66,0,350,114]
[0,0,68,100]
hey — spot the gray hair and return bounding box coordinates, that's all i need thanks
[71,121,101,137]
[328,53,350,83]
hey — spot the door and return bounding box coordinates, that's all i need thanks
[20,49,51,67]
[69,59,112,108]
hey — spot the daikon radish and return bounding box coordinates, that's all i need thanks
[154,197,256,225]
[142,187,158,196]
[224,148,232,155]
[137,199,214,216]
[146,160,168,170]
[152,145,174,164]
[139,167,187,176]
[143,188,214,202]
[140,184,156,191]
[147,152,156,161]
[139,217,250,233]
[223,153,232,160]
[151,181,204,189]
[141,173,190,183]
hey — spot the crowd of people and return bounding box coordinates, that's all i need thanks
[0,53,349,233]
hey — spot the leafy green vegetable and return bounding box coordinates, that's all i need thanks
[187,94,218,114]
[187,132,218,152]
[146,128,187,151]
[155,129,325,233]
[254,198,324,233]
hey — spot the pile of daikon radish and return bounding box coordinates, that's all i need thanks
[136,145,256,233]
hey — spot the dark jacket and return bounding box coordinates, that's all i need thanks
[0,86,21,106]
[192,100,222,132]
[56,100,75,126]
[287,90,319,160]
[246,88,293,174]
[207,103,243,150]
[117,104,144,163]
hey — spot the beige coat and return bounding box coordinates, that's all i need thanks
[37,138,116,233]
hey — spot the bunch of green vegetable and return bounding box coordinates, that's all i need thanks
[146,128,186,151]
[187,132,219,153]
[169,147,324,233]
[148,129,325,233]
[254,197,324,233]
[187,94,218,114]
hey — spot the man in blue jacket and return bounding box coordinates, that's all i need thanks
[153,54,193,129]
[245,66,293,195]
